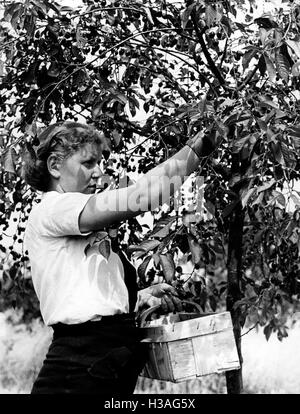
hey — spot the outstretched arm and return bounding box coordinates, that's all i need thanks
[79,136,209,233]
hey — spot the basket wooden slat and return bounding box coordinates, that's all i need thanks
[140,308,240,383]
[141,311,235,342]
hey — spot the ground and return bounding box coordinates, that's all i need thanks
[1,309,300,394]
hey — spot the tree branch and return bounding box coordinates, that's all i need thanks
[73,7,147,20]
[122,59,193,102]
[146,48,192,102]
[191,11,226,86]
[131,39,216,94]
[237,61,260,91]
[131,38,199,72]
[126,115,189,162]
[219,37,228,69]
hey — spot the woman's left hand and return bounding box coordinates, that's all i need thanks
[138,283,183,313]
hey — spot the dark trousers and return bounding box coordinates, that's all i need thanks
[31,314,147,394]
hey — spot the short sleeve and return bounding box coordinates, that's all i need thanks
[37,192,93,237]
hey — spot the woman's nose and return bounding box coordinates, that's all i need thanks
[92,164,103,179]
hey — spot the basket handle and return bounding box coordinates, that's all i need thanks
[139,300,202,327]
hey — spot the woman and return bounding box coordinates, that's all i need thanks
[23,121,212,394]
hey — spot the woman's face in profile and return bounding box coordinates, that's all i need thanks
[57,143,104,194]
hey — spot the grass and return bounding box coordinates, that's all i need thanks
[0,310,52,394]
[135,375,227,394]
[241,318,300,394]
[1,308,300,394]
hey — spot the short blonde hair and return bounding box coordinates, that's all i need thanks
[23,121,110,191]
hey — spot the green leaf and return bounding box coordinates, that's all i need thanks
[252,193,264,206]
[181,3,195,30]
[44,1,61,14]
[209,239,224,255]
[92,102,103,119]
[204,200,215,216]
[257,179,276,194]
[142,7,154,25]
[270,142,284,165]
[31,0,48,18]
[222,199,239,218]
[292,61,300,77]
[254,17,278,29]
[98,239,111,260]
[263,324,273,341]
[271,190,286,207]
[127,239,161,259]
[76,24,87,49]
[187,234,202,265]
[241,187,256,208]
[258,95,279,110]
[23,13,36,37]
[205,5,222,27]
[47,61,60,78]
[224,110,252,126]
[81,87,94,105]
[128,96,139,117]
[137,255,152,281]
[281,142,296,168]
[157,230,177,254]
[4,2,22,23]
[112,92,127,106]
[258,54,266,76]
[236,22,247,33]
[275,109,287,119]
[221,15,233,36]
[291,194,300,207]
[3,147,16,174]
[149,216,177,239]
[264,55,276,82]
[162,100,176,109]
[275,47,290,82]
[254,229,265,244]
[112,129,121,148]
[23,61,38,84]
[209,295,217,312]
[288,125,300,138]
[286,39,300,59]
[256,117,268,131]
[242,49,258,71]
[228,173,241,188]
[60,6,74,13]
[159,253,175,282]
[259,28,270,45]
[152,253,161,267]
[231,136,250,153]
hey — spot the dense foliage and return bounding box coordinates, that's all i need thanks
[0,0,300,390]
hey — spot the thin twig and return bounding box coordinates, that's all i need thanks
[130,38,200,75]
[191,10,226,86]
[126,115,189,160]
[240,322,259,337]
[72,7,147,20]
[219,37,228,69]
[237,61,260,91]
[0,38,18,51]
[33,27,193,120]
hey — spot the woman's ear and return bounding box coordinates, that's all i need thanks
[47,154,62,179]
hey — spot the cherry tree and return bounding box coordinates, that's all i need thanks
[0,0,300,393]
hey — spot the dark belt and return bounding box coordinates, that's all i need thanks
[51,313,137,338]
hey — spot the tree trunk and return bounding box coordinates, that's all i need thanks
[225,201,244,394]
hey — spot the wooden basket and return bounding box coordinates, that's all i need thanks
[139,301,240,383]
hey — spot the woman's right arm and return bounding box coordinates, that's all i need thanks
[79,138,208,233]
